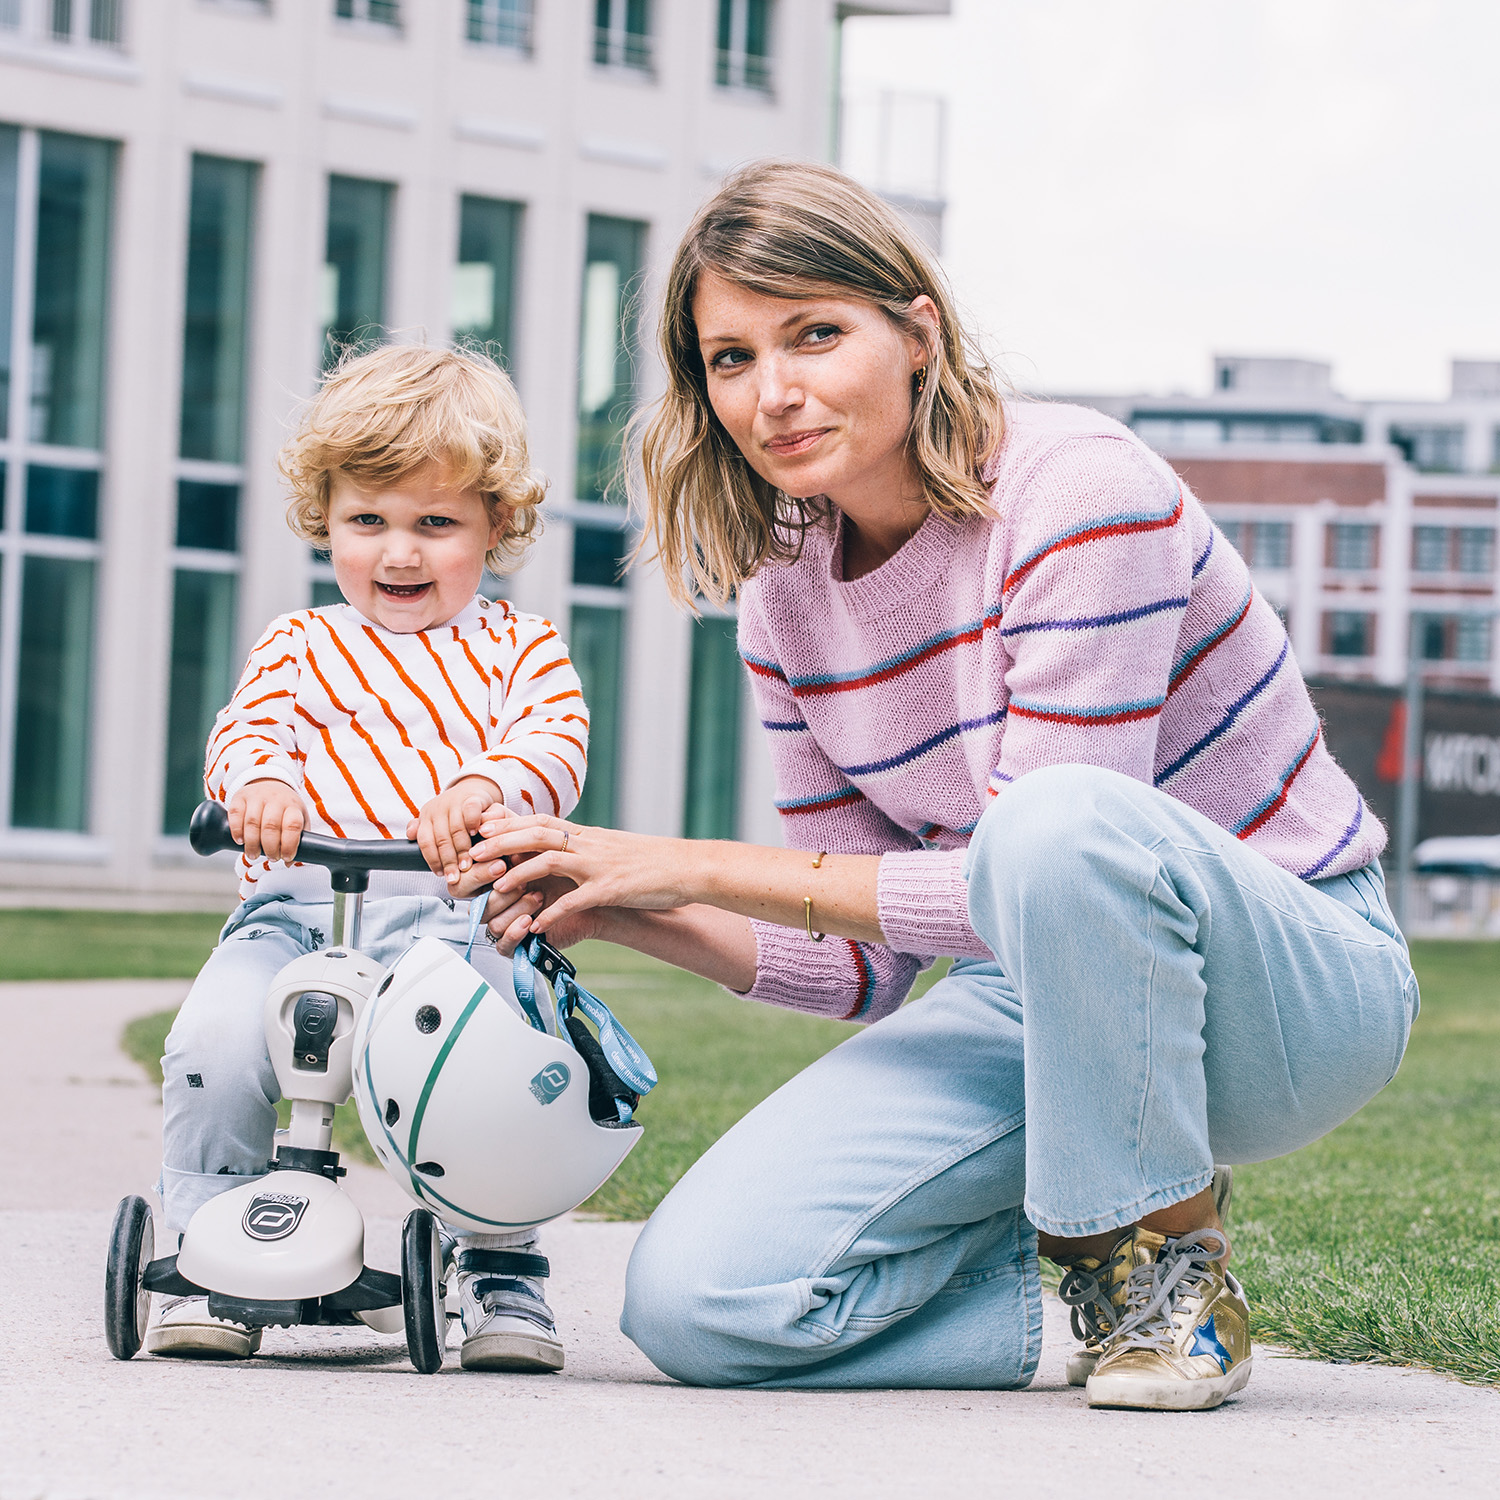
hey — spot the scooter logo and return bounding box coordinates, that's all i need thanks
[528,1062,571,1105]
[241,1192,311,1241]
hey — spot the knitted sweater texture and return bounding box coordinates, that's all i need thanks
[207,596,587,901]
[737,401,1383,1023]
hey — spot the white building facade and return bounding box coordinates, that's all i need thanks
[1074,357,1500,697]
[0,0,946,905]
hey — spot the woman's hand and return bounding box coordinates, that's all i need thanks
[465,815,699,939]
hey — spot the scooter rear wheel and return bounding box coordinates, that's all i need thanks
[105,1195,154,1360]
[401,1209,445,1373]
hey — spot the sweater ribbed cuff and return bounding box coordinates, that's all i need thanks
[737,919,874,1017]
[877,848,992,959]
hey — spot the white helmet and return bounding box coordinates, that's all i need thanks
[351,936,647,1231]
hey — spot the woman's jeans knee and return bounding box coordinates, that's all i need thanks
[966,764,1416,1237]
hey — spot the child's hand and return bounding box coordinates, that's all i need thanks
[229,781,306,863]
[411,778,504,885]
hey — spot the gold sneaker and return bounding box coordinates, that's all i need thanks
[1086,1227,1252,1411]
[1056,1167,1234,1387]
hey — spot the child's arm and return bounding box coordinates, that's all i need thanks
[205,616,308,860]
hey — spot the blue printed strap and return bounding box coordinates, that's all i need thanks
[556,975,659,1098]
[508,939,553,1037]
[514,935,657,1098]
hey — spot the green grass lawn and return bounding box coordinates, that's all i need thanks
[23,913,1495,1385]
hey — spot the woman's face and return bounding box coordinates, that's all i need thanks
[692,272,936,512]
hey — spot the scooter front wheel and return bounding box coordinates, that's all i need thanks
[401,1209,445,1373]
[105,1195,154,1360]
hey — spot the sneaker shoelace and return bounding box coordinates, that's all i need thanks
[1056,1248,1130,1344]
[1107,1228,1230,1355]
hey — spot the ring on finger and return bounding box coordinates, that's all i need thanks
[560,830,570,853]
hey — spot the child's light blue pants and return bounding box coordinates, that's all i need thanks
[620,764,1418,1389]
[158,893,519,1238]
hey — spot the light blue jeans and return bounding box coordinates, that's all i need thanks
[621,765,1418,1388]
[158,893,516,1236]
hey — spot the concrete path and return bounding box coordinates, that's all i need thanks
[1,980,1496,1500]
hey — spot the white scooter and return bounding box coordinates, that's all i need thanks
[105,801,454,1372]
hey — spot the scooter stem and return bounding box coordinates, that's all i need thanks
[287,1096,336,1152]
[332,890,364,950]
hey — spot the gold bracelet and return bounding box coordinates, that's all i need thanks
[804,851,828,942]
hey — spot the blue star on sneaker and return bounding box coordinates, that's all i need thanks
[1190,1313,1231,1372]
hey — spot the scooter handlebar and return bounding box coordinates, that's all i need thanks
[188,799,432,876]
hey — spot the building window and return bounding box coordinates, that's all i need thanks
[453,195,521,367]
[1411,525,1496,575]
[571,522,628,589]
[4,0,125,45]
[322,174,392,370]
[569,603,623,828]
[1219,519,1291,569]
[1412,525,1448,574]
[334,0,400,26]
[1131,416,1221,452]
[1491,426,1500,474]
[683,613,742,839]
[1324,611,1375,659]
[164,156,256,834]
[1417,614,1492,665]
[0,128,113,836]
[575,214,645,504]
[1326,522,1379,572]
[1456,527,1495,575]
[594,0,652,73]
[466,0,531,52]
[1389,424,1465,474]
[716,0,773,93]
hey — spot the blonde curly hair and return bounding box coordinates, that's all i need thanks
[280,343,547,574]
[636,159,1005,607]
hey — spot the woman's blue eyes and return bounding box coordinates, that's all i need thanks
[710,325,843,370]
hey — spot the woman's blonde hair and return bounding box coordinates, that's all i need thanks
[280,343,547,574]
[637,159,1005,606]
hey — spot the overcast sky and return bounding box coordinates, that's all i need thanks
[842,0,1500,402]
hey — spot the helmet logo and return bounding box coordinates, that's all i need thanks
[528,1062,571,1105]
[242,1192,310,1241]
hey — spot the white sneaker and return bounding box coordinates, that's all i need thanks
[144,1295,262,1359]
[455,1249,564,1373]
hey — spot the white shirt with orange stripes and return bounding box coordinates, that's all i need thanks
[206,596,588,902]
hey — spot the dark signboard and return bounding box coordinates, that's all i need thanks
[1307,678,1500,844]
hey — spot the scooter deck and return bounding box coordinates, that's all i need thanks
[142,1255,401,1329]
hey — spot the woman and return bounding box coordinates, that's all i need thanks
[462,160,1416,1408]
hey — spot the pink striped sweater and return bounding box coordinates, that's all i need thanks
[737,401,1383,1023]
[207,596,586,902]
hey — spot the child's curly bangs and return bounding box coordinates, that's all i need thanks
[280,343,547,573]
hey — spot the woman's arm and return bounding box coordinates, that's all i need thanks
[467,818,885,947]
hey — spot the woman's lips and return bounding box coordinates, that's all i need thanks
[376,581,432,599]
[765,428,830,457]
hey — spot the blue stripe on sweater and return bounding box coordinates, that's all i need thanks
[1192,529,1215,578]
[835,706,1008,779]
[1000,596,1188,638]
[1298,798,1366,880]
[1155,640,1289,786]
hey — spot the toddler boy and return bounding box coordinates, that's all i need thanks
[150,344,587,1372]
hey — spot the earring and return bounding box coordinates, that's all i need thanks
[914,365,929,396]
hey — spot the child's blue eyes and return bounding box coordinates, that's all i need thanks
[348,516,458,529]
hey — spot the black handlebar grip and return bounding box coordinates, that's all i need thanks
[186,798,432,880]
[188,800,240,856]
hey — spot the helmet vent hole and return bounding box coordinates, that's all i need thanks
[377,972,394,996]
[384,1098,400,1127]
[414,1005,441,1034]
[414,1161,445,1178]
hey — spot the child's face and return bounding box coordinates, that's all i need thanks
[326,464,502,632]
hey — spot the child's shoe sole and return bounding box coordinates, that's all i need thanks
[460,1322,564,1373]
